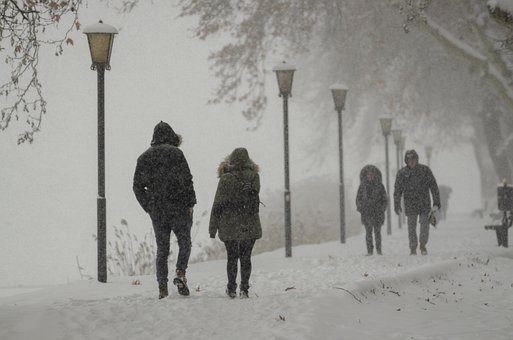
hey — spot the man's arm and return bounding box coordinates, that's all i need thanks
[393,171,403,214]
[133,157,151,213]
[177,150,197,208]
[355,185,363,212]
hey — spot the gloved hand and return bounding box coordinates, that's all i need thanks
[210,234,216,239]
[394,206,402,215]
[433,204,440,211]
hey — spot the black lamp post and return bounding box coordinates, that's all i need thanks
[380,117,393,236]
[330,83,348,244]
[83,20,118,283]
[273,61,296,258]
[400,136,406,224]
[391,129,402,230]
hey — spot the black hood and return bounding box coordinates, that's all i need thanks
[359,164,383,184]
[404,149,419,164]
[151,121,182,147]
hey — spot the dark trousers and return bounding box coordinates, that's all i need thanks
[364,224,381,253]
[151,209,192,284]
[407,212,429,250]
[224,239,256,292]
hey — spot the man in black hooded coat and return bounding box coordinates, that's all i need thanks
[394,149,440,256]
[133,121,196,298]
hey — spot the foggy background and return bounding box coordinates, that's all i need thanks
[0,1,481,286]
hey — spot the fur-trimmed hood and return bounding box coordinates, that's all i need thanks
[217,147,259,177]
[359,164,383,184]
[151,121,182,147]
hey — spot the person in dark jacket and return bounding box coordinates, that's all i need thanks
[356,165,388,255]
[393,149,440,256]
[133,121,196,299]
[209,148,262,299]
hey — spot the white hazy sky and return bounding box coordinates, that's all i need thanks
[0,1,481,286]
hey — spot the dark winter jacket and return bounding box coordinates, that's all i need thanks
[393,151,440,216]
[209,148,262,242]
[133,122,196,215]
[356,165,388,226]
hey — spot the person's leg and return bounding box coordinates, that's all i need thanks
[239,239,256,293]
[364,223,373,255]
[419,212,430,254]
[224,240,239,293]
[151,213,172,298]
[407,214,418,254]
[168,211,193,296]
[152,217,172,285]
[374,224,382,255]
[172,212,193,276]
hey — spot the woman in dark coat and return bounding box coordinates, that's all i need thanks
[209,148,262,298]
[356,165,388,255]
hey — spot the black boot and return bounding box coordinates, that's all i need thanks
[420,244,428,256]
[226,288,237,299]
[173,269,190,296]
[158,282,168,299]
[226,283,237,299]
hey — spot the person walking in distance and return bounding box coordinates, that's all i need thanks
[394,150,440,256]
[356,165,388,256]
[133,121,196,299]
[209,148,262,298]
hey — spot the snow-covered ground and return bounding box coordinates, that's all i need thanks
[1,215,512,340]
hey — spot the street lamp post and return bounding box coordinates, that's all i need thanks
[330,83,349,244]
[380,117,393,236]
[84,21,118,283]
[425,145,433,167]
[400,136,406,224]
[391,129,402,230]
[273,61,296,258]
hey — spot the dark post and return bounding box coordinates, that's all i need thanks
[97,65,107,283]
[337,108,346,243]
[283,94,292,257]
[84,20,117,283]
[273,61,295,257]
[385,134,392,235]
[395,140,402,229]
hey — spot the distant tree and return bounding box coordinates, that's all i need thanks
[399,0,513,200]
[0,0,81,143]
[176,1,478,150]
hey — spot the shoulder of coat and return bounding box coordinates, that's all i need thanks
[137,146,156,161]
[418,164,432,173]
[397,166,408,175]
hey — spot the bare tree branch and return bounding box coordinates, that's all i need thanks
[1,0,82,144]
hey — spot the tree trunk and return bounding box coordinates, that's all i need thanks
[471,119,498,212]
[481,110,513,184]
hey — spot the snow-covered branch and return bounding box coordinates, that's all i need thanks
[422,16,513,110]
